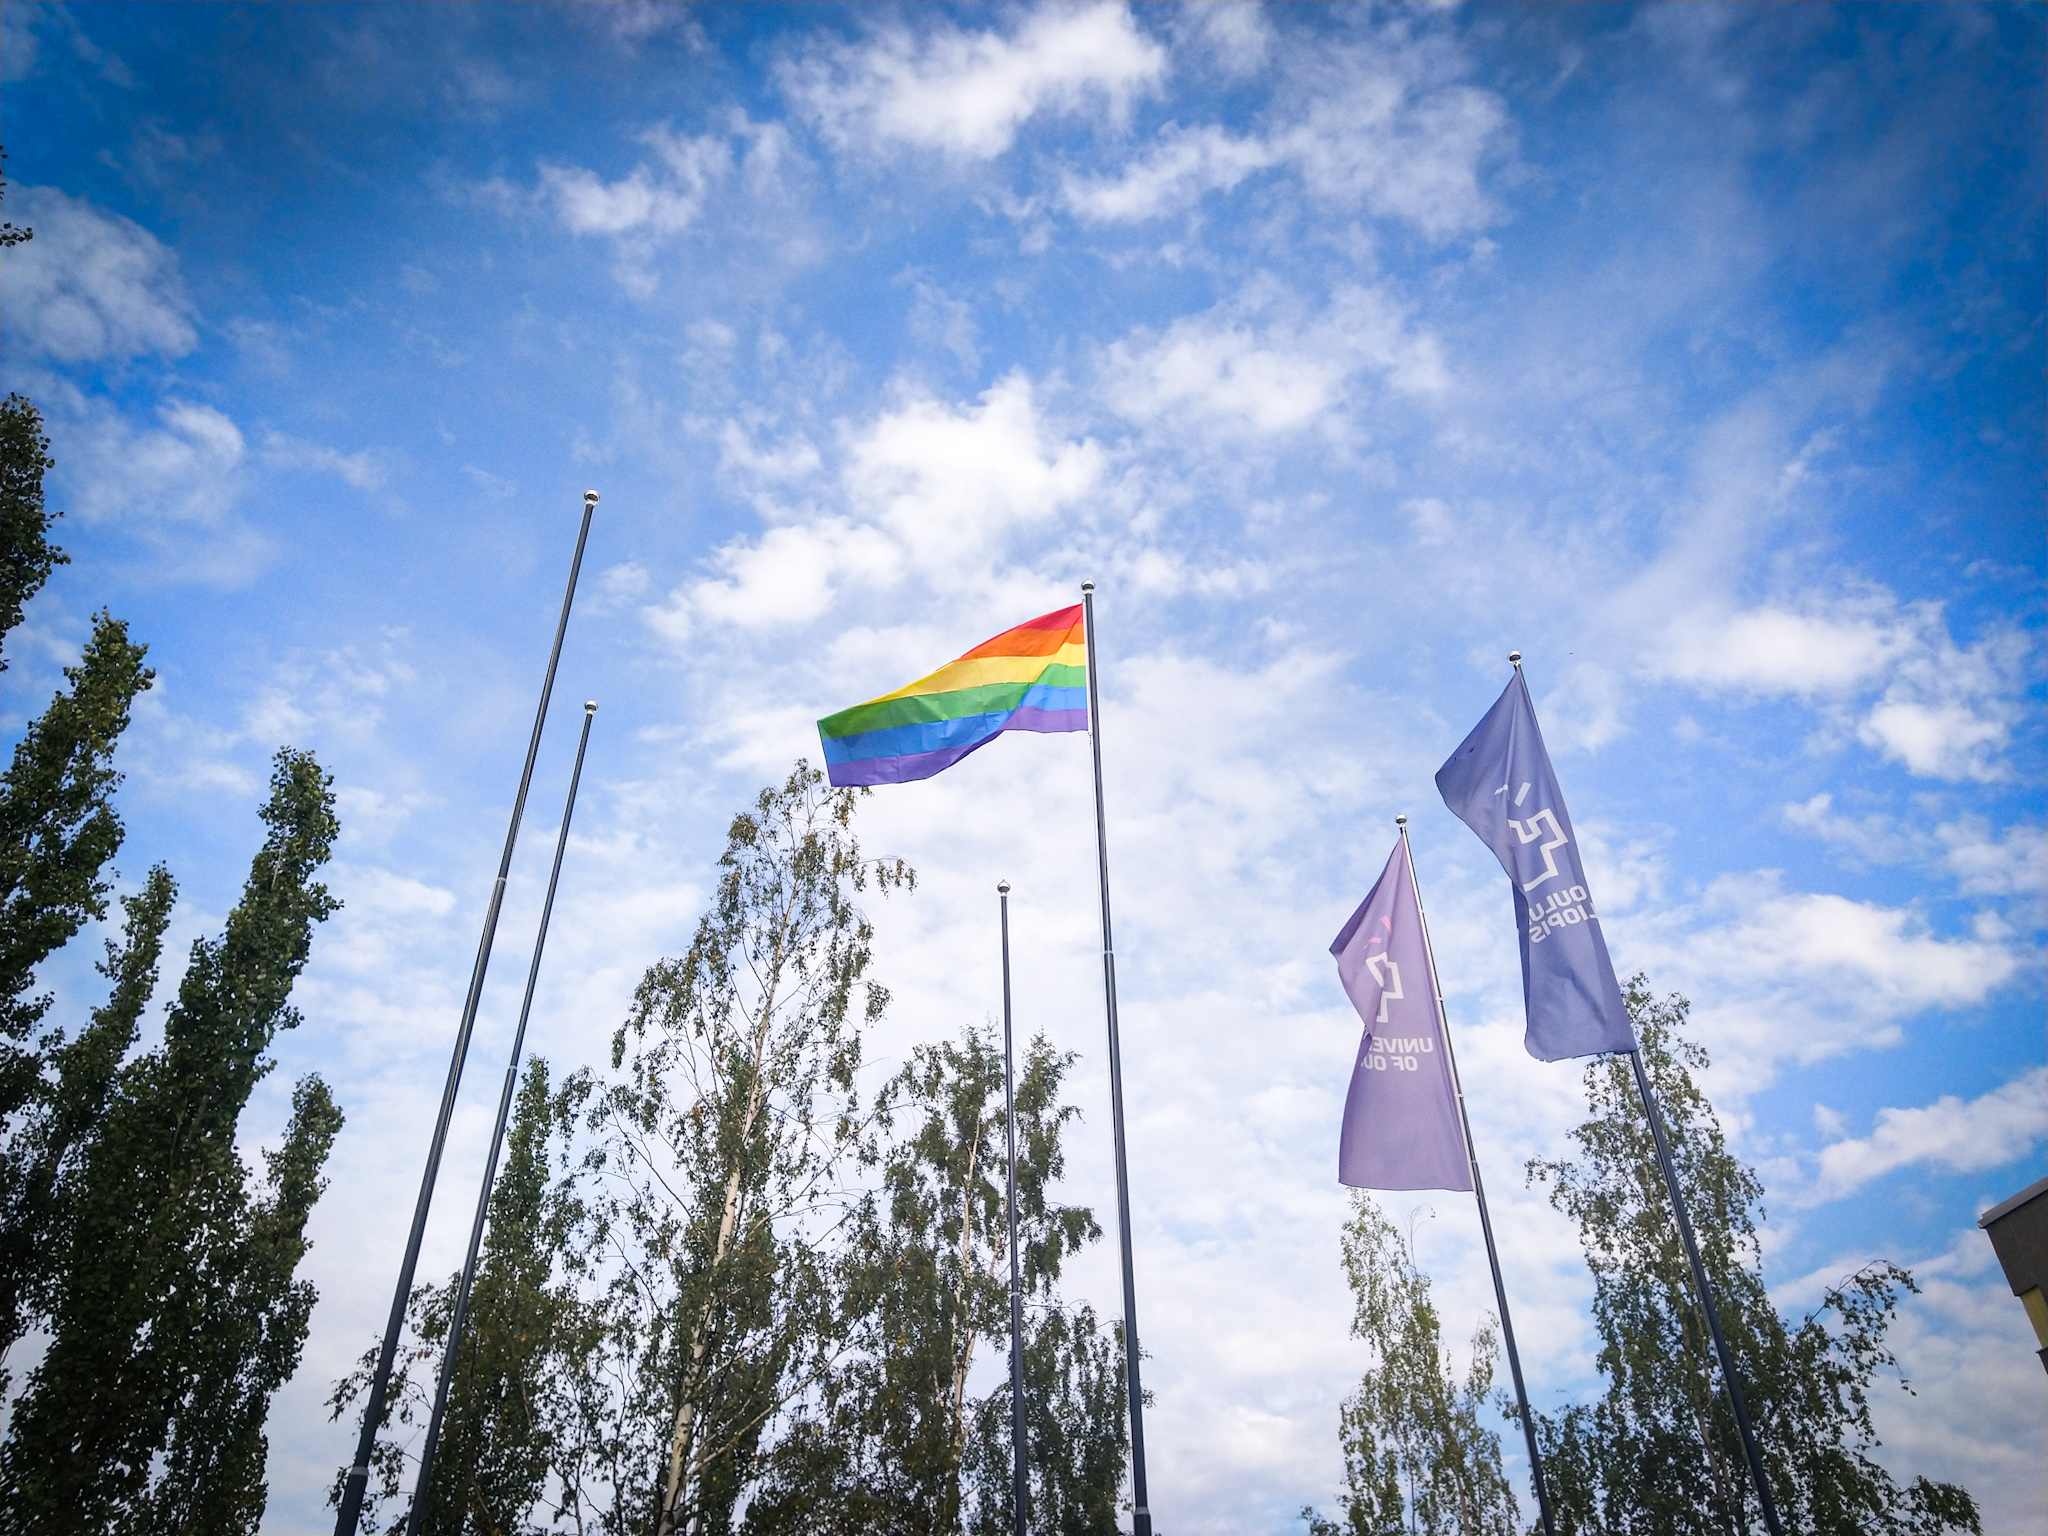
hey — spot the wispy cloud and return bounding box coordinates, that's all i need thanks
[1803,1067,2047,1206]
[780,5,1166,161]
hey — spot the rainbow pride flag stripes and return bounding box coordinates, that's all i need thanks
[817,605,1089,786]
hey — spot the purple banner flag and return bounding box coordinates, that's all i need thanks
[1330,840,1472,1192]
[1435,666,1638,1061]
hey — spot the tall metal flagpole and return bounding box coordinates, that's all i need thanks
[1628,1048,1785,1536]
[1397,816,1556,1536]
[406,701,598,1534]
[1502,653,1783,1536]
[336,491,600,1536]
[1078,579,1153,1536]
[997,882,1029,1536]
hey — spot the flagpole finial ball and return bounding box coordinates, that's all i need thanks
[1081,580,1095,594]
[584,490,600,505]
[1395,814,1408,828]
[998,880,1011,896]
[585,701,598,715]
[1508,650,1522,667]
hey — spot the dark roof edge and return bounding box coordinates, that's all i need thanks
[1978,1172,2048,1229]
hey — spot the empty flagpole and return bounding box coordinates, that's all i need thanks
[1399,816,1556,1536]
[406,700,598,1534]
[336,491,599,1536]
[998,882,1030,1536]
[1079,579,1153,1536]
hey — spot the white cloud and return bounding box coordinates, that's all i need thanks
[262,432,386,492]
[649,372,1103,645]
[1937,817,2047,899]
[1652,593,2032,783]
[1064,20,1509,238]
[2,187,197,363]
[1062,123,1277,222]
[1620,872,2022,1091]
[781,5,1166,161]
[1803,1067,2047,1205]
[540,123,731,238]
[1101,282,1446,437]
[58,393,246,526]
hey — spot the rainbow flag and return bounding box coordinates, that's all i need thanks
[817,605,1089,786]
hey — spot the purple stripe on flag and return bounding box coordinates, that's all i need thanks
[1006,706,1089,733]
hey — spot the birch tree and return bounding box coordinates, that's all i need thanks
[578,762,910,1536]
[1528,977,1980,1536]
[1304,1193,1518,1536]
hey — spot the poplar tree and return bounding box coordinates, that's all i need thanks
[0,388,156,1365]
[416,1057,577,1536]
[0,748,346,1535]
[1527,978,1980,1536]
[1303,1193,1518,1536]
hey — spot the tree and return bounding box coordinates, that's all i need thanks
[0,749,346,1535]
[566,762,912,1536]
[744,1025,1126,1536]
[1,392,63,655]
[0,387,156,1362]
[413,1057,578,1536]
[1527,977,1980,1536]
[1303,1194,1518,1536]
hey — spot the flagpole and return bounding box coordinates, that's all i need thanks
[406,700,597,1534]
[336,491,599,1536]
[998,881,1030,1536]
[1627,1049,1784,1536]
[1398,816,1556,1536]
[1078,579,1153,1536]
[1503,656,1782,1536]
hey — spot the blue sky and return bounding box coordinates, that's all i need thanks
[3,4,2042,1531]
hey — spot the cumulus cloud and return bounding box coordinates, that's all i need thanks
[2,187,197,363]
[1063,19,1509,239]
[1783,795,2045,906]
[781,4,1166,161]
[649,372,1103,644]
[1620,871,2022,1091]
[1803,1067,2047,1205]
[1100,281,1446,438]
[540,123,731,238]
[55,393,246,526]
[1652,593,2033,782]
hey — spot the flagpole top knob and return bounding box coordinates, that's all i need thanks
[997,880,1011,896]
[584,700,598,715]
[584,490,600,505]
[1080,580,1095,594]
[1395,814,1408,828]
[1508,650,1522,667]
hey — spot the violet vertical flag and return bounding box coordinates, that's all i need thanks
[1435,668,1638,1061]
[1330,840,1472,1192]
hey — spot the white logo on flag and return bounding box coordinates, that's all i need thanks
[1364,954,1404,1024]
[1508,807,1569,892]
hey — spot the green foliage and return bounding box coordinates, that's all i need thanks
[0,147,28,248]
[1305,1193,1518,1536]
[1,392,63,653]
[0,612,154,1052]
[746,1025,1125,1536]
[0,749,345,1536]
[0,865,174,1365]
[418,1058,579,1536]
[1527,978,1980,1536]
[565,761,912,1536]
